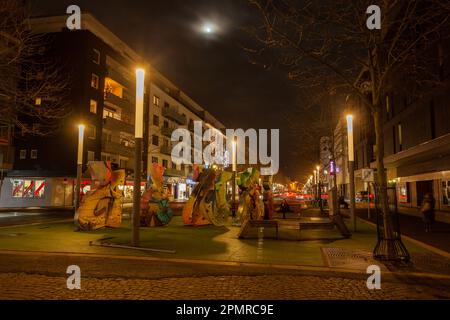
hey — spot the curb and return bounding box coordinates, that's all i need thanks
[357,217,450,259]
[1,249,450,282]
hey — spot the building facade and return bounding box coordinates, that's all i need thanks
[0,14,225,208]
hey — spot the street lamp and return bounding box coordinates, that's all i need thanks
[74,124,85,212]
[132,68,145,247]
[346,114,356,231]
[231,138,237,217]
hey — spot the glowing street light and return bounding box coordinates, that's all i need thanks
[346,114,356,231]
[231,138,237,217]
[74,124,85,212]
[132,68,145,247]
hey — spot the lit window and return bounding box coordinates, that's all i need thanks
[31,149,38,159]
[104,77,123,98]
[90,100,98,114]
[153,95,160,106]
[87,151,95,162]
[91,74,99,89]
[35,98,42,106]
[19,149,26,160]
[93,49,100,64]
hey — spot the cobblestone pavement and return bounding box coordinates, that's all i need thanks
[1,252,449,300]
[1,272,448,300]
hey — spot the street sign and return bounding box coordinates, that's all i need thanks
[362,169,375,182]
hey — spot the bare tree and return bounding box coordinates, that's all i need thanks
[247,0,450,258]
[0,0,71,136]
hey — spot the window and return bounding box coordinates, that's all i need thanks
[163,120,169,128]
[164,102,170,108]
[102,131,112,143]
[399,182,410,203]
[35,97,42,106]
[172,162,177,170]
[11,179,45,199]
[162,159,168,168]
[19,149,26,160]
[398,123,403,152]
[152,157,158,164]
[120,159,128,169]
[442,181,450,206]
[87,125,96,139]
[90,99,98,114]
[152,135,159,146]
[392,126,396,154]
[87,151,95,162]
[101,153,112,162]
[103,107,120,120]
[153,115,159,126]
[31,149,38,160]
[153,95,160,106]
[91,74,99,89]
[93,49,100,64]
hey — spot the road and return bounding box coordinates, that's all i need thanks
[0,210,74,227]
[0,251,449,300]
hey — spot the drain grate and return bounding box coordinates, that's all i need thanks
[322,247,382,270]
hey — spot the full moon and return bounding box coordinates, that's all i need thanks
[202,23,216,34]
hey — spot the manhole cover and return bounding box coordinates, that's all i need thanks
[322,247,383,270]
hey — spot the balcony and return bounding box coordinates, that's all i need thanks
[160,144,172,156]
[104,92,132,110]
[102,140,134,158]
[103,117,134,135]
[161,126,175,138]
[106,67,131,87]
[162,107,187,125]
[165,167,185,177]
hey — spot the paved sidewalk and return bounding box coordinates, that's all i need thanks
[1,251,449,300]
[354,208,450,253]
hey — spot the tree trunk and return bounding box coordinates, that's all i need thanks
[373,109,395,251]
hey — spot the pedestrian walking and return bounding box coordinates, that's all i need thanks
[279,199,291,219]
[420,193,435,232]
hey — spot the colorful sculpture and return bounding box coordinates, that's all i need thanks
[182,166,232,226]
[140,163,173,227]
[235,168,264,226]
[262,177,274,220]
[75,161,125,231]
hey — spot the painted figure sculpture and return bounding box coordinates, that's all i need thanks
[75,161,125,231]
[235,168,264,226]
[182,166,232,226]
[140,163,173,227]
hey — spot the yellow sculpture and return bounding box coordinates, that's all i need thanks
[183,165,232,226]
[75,162,125,231]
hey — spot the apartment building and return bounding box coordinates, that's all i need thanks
[0,13,225,208]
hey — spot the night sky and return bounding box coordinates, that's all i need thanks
[31,0,316,182]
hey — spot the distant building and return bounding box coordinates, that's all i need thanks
[0,14,225,208]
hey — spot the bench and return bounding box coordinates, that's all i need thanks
[238,220,279,239]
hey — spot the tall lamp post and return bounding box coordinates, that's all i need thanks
[231,138,237,217]
[74,124,85,212]
[346,114,356,231]
[316,165,323,212]
[132,68,145,247]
